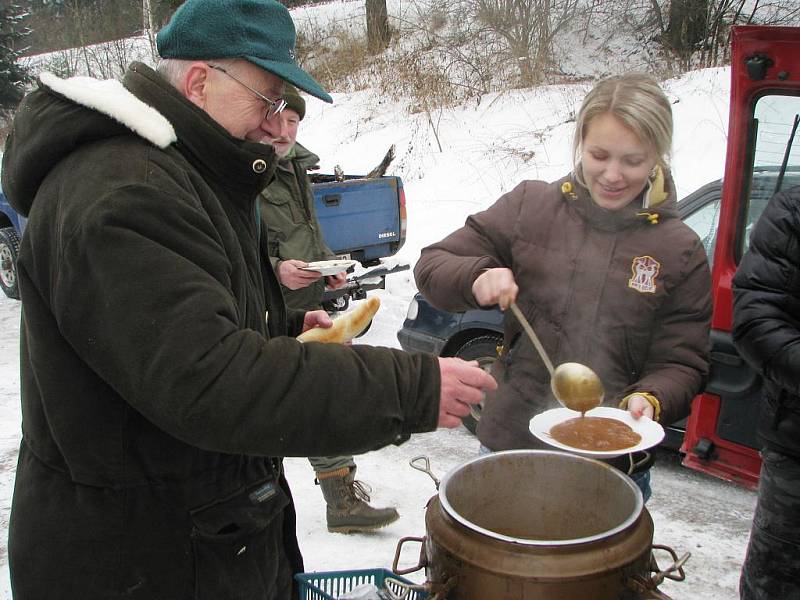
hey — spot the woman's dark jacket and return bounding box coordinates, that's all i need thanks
[733,185,800,458]
[415,172,712,452]
[0,63,440,600]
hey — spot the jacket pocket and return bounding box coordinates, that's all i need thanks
[190,478,290,600]
[267,189,306,224]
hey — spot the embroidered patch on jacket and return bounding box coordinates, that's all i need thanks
[629,256,661,293]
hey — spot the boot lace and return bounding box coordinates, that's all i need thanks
[350,479,373,503]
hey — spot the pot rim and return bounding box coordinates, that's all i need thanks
[438,449,644,547]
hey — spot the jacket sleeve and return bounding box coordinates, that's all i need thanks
[414,182,531,312]
[733,187,800,397]
[624,240,713,424]
[50,172,440,459]
[287,309,307,337]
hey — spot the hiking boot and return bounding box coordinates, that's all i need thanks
[316,466,400,533]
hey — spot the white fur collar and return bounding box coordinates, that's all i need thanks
[39,72,177,149]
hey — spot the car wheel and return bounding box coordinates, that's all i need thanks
[454,334,502,435]
[0,227,21,300]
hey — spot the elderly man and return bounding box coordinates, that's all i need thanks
[261,85,399,533]
[0,1,496,598]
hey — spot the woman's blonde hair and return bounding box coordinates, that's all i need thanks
[572,73,673,175]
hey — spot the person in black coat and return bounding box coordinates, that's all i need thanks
[733,184,800,600]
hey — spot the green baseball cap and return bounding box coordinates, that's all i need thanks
[156,0,332,103]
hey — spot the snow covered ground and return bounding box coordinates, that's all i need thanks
[0,39,756,600]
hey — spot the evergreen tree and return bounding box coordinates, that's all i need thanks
[0,3,31,111]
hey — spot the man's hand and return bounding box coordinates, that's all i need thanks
[301,310,332,334]
[626,394,655,420]
[437,357,498,428]
[472,268,519,310]
[277,259,322,290]
[325,272,347,290]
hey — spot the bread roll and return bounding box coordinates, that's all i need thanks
[297,297,380,344]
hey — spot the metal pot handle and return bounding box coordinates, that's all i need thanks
[409,455,440,489]
[626,544,691,599]
[391,536,457,600]
[392,535,427,575]
[649,544,690,585]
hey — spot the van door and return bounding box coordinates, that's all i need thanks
[681,26,800,488]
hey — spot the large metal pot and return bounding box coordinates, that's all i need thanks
[394,451,688,599]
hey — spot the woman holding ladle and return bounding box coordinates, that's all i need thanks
[414,73,712,501]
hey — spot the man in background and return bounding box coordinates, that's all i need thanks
[262,85,399,533]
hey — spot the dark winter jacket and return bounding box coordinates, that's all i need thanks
[415,171,712,452]
[733,185,800,459]
[1,63,440,600]
[261,143,333,310]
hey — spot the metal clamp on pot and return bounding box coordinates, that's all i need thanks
[393,536,456,600]
[394,451,691,600]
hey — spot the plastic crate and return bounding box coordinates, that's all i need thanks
[295,568,428,600]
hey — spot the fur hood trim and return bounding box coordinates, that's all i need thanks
[39,72,177,149]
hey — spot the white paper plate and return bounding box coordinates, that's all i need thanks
[529,406,665,459]
[299,260,358,276]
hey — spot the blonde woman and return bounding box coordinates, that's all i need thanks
[414,73,712,500]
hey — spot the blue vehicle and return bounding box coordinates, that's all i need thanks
[310,173,408,312]
[0,153,27,300]
[311,173,406,266]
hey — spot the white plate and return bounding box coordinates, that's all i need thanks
[299,260,358,276]
[529,406,665,459]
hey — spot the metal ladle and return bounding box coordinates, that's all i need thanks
[509,302,604,414]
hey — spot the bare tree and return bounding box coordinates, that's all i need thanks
[666,0,708,65]
[470,0,581,86]
[142,0,157,62]
[366,0,390,53]
[642,0,800,68]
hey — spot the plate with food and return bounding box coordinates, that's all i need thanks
[299,259,358,276]
[529,406,665,458]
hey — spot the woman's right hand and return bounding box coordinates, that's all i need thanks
[472,268,519,310]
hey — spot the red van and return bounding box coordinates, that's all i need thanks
[681,25,800,489]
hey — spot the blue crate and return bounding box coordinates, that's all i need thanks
[295,568,428,599]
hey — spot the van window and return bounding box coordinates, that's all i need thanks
[683,194,720,268]
[743,94,800,254]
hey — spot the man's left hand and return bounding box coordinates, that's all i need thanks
[325,272,347,289]
[301,310,332,334]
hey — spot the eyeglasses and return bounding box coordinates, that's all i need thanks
[207,63,287,120]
